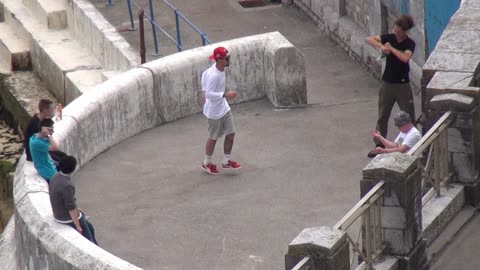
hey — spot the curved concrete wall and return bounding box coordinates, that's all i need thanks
[12,32,306,269]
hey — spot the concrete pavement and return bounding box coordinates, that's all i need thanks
[75,1,421,269]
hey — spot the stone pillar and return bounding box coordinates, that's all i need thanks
[285,226,349,270]
[361,152,427,270]
[428,93,480,205]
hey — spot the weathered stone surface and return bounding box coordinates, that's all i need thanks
[424,53,480,77]
[373,257,399,270]
[381,206,406,229]
[264,33,307,107]
[288,226,346,257]
[425,72,480,102]
[285,228,349,270]
[422,184,465,246]
[452,152,478,184]
[429,93,475,112]
[396,239,428,270]
[448,127,473,153]
[363,152,418,181]
[0,71,56,132]
[0,217,18,269]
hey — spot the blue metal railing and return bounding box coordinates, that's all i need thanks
[120,0,212,55]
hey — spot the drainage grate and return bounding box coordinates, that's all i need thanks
[238,0,280,8]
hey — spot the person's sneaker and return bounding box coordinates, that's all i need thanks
[222,160,241,169]
[202,163,220,175]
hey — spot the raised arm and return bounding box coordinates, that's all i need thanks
[384,43,413,63]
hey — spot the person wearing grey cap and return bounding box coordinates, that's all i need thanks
[368,111,421,157]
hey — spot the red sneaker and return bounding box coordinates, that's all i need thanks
[222,160,241,169]
[202,163,220,175]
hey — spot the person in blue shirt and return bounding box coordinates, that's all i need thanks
[29,118,60,182]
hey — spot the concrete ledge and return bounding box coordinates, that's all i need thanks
[0,23,30,70]
[422,184,465,246]
[65,0,139,71]
[11,32,307,269]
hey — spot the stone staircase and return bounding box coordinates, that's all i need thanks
[0,0,138,105]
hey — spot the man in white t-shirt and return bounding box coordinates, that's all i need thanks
[201,47,241,175]
[369,111,421,156]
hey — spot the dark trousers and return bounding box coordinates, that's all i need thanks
[49,150,67,171]
[375,81,415,144]
[67,212,98,245]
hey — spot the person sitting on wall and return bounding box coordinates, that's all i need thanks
[49,155,98,245]
[24,99,67,168]
[29,118,59,182]
[369,111,421,157]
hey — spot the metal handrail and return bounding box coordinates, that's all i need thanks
[291,257,313,270]
[124,0,212,55]
[333,181,385,270]
[407,111,453,206]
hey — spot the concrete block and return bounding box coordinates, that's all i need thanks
[422,184,465,245]
[423,53,480,74]
[429,93,475,112]
[30,30,102,104]
[2,0,33,43]
[286,226,349,270]
[22,0,67,29]
[396,239,428,270]
[448,127,473,153]
[381,206,406,229]
[452,152,478,184]
[66,0,139,70]
[65,69,104,104]
[0,23,30,70]
[383,228,413,255]
[363,152,418,182]
[264,32,307,107]
[434,30,480,55]
[425,72,480,103]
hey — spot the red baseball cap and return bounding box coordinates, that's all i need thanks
[209,47,229,60]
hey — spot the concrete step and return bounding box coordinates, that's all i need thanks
[2,0,33,44]
[1,0,103,104]
[0,22,30,70]
[31,29,103,104]
[0,71,58,131]
[22,0,67,29]
[422,184,465,246]
[65,70,104,104]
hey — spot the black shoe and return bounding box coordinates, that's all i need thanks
[367,151,377,158]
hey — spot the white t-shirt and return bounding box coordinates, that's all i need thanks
[394,126,421,150]
[201,64,230,119]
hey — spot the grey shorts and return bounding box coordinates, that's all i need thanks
[208,111,235,140]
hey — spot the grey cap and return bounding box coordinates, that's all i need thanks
[393,111,411,127]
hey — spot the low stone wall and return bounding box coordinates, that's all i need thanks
[12,32,306,269]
